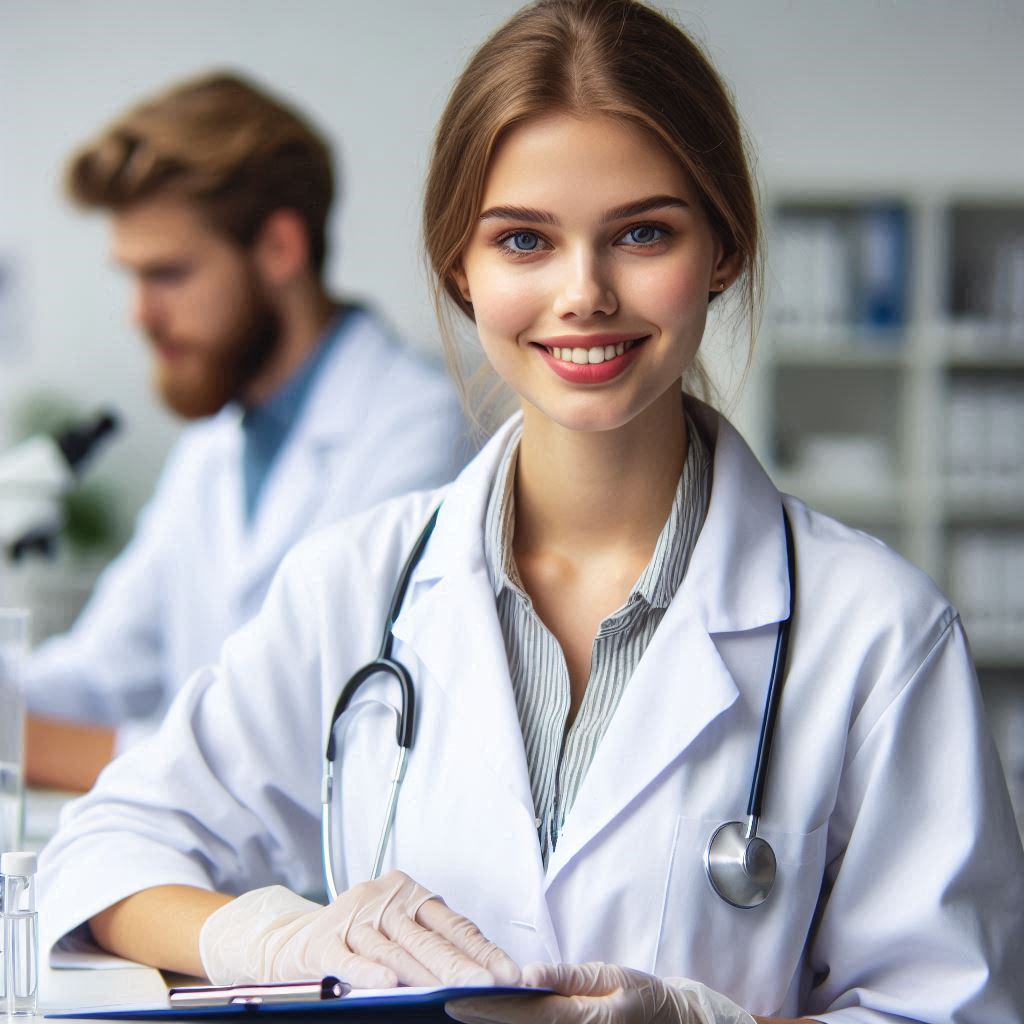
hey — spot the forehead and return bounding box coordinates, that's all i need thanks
[480,113,696,212]
[109,195,225,267]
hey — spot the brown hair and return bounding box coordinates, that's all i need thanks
[423,0,762,415]
[66,72,335,274]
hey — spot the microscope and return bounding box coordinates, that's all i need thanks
[0,412,119,562]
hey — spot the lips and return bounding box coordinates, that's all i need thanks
[532,334,649,384]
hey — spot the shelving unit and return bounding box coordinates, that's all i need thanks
[748,188,1024,831]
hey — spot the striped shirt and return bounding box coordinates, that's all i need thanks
[483,414,712,864]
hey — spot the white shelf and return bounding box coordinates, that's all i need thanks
[757,190,1024,670]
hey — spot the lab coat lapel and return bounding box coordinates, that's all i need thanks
[545,599,739,883]
[237,440,330,601]
[203,411,247,587]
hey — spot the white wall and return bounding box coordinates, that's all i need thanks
[2,0,1023,513]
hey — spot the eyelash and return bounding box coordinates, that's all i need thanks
[494,222,673,259]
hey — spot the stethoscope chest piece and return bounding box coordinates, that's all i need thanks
[704,819,777,909]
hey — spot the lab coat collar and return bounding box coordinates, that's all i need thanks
[287,306,385,446]
[410,414,524,585]
[410,401,791,633]
[682,399,791,633]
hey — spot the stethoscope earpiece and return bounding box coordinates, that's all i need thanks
[704,819,777,909]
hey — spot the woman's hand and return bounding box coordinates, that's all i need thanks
[446,962,756,1024]
[199,870,521,988]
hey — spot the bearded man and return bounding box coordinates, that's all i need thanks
[24,73,468,790]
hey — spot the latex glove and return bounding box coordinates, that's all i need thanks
[200,870,521,988]
[446,962,756,1024]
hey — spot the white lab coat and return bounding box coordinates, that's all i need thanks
[38,405,1024,1022]
[24,308,469,745]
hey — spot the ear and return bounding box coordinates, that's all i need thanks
[709,246,743,295]
[252,209,310,286]
[450,262,472,306]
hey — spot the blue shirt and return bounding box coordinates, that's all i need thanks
[240,308,351,524]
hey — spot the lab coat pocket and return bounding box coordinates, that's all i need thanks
[654,814,828,1016]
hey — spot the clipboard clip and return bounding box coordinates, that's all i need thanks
[168,976,349,1008]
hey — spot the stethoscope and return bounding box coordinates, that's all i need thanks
[322,505,796,911]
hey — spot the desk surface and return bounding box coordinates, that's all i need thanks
[35,962,169,1021]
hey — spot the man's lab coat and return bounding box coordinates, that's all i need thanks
[24,308,468,745]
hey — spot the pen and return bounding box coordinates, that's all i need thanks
[168,976,350,1007]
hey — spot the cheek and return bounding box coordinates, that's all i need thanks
[627,258,710,329]
[191,269,250,337]
[468,265,545,346]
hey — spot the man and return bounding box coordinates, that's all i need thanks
[24,72,468,791]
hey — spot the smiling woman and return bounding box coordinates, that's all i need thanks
[36,2,1024,1023]
[453,114,734,433]
[424,0,761,415]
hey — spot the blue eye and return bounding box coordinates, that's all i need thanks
[623,225,664,245]
[506,231,540,252]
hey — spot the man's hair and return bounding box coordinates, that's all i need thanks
[65,71,335,274]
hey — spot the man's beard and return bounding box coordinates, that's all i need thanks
[151,279,281,420]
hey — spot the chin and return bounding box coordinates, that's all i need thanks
[154,372,232,421]
[529,392,643,435]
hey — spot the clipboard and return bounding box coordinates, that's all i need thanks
[45,984,546,1020]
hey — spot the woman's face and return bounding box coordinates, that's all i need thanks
[454,113,737,434]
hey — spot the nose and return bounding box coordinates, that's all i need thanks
[552,248,618,320]
[130,282,160,333]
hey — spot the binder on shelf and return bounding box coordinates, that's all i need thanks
[772,202,909,341]
[859,204,908,332]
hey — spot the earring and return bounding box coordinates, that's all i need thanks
[717,281,727,291]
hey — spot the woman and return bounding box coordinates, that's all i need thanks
[38,2,1023,1022]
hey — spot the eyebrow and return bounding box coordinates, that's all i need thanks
[478,194,690,225]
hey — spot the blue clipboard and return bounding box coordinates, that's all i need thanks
[46,985,544,1021]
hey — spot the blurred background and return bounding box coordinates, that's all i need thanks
[1,0,1023,827]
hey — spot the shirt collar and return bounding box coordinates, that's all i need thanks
[482,407,713,609]
[241,305,353,435]
[482,421,524,598]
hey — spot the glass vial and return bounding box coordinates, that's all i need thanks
[1,852,38,1018]
[0,609,31,858]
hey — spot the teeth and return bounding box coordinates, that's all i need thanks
[549,339,639,365]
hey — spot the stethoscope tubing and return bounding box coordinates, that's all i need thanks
[322,503,797,911]
[322,508,441,898]
[744,510,796,830]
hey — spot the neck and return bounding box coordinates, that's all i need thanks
[513,388,688,566]
[243,281,339,406]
